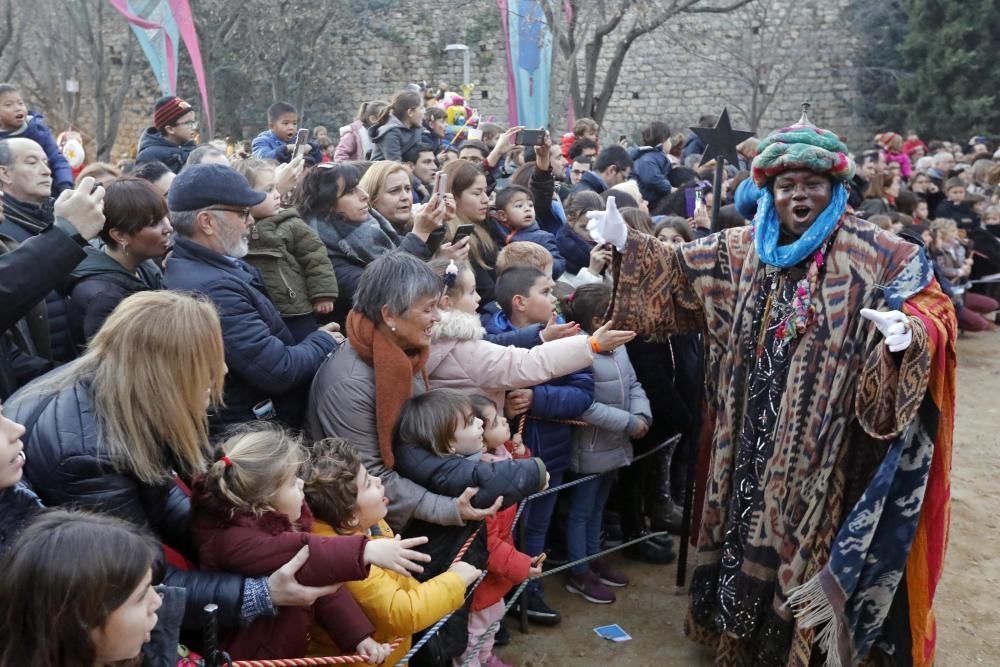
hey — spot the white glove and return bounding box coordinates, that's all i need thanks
[585,195,628,251]
[860,308,912,353]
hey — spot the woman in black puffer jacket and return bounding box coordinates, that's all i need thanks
[7,290,335,632]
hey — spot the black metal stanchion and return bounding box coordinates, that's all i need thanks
[202,603,232,667]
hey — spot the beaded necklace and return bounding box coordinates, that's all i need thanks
[774,220,841,343]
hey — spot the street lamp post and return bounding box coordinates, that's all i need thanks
[65,78,80,126]
[444,43,471,98]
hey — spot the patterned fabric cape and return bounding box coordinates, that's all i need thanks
[607,216,955,667]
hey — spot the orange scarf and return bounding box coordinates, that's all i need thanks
[346,310,429,468]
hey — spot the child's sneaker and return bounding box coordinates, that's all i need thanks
[591,557,629,587]
[565,569,616,604]
[485,655,514,667]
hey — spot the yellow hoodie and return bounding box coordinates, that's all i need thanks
[308,519,467,665]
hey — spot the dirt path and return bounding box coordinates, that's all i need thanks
[496,332,1000,666]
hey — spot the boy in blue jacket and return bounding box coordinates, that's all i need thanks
[628,120,672,211]
[484,265,594,626]
[491,185,566,279]
[0,84,73,195]
[252,101,323,165]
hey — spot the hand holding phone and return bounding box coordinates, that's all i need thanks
[433,171,448,200]
[515,128,546,146]
[292,128,310,157]
[452,223,476,243]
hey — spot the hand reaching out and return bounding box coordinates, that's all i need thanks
[363,534,431,577]
[860,308,912,353]
[540,311,579,342]
[267,546,343,607]
[590,321,636,352]
[586,196,628,251]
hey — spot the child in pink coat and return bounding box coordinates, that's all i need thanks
[876,132,913,179]
[426,259,634,409]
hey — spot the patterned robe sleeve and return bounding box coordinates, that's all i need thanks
[854,315,931,440]
[855,245,952,440]
[607,229,744,338]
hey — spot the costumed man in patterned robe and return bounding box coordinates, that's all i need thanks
[587,116,956,667]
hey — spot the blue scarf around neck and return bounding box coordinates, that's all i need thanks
[752,182,847,268]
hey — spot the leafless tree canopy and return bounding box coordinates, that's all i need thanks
[539,0,755,126]
[9,0,138,161]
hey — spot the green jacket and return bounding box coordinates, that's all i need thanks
[245,208,338,316]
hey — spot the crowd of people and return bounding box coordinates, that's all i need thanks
[0,78,984,667]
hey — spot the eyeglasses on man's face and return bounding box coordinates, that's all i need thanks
[204,206,252,223]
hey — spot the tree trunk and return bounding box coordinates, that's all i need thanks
[99,35,137,161]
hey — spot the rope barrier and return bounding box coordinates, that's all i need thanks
[228,638,403,666]
[510,434,680,527]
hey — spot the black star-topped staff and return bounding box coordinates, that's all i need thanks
[675,109,752,589]
[689,107,754,233]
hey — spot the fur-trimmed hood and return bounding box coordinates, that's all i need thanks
[431,308,485,342]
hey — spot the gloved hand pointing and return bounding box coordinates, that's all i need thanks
[860,308,912,353]
[586,195,628,251]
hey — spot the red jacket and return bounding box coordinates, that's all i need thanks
[191,481,375,660]
[472,442,534,611]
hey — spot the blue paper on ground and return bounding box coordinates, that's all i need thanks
[593,623,632,642]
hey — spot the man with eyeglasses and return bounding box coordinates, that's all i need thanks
[163,164,340,435]
[136,96,199,174]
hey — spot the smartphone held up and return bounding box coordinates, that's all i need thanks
[515,128,546,146]
[292,128,310,157]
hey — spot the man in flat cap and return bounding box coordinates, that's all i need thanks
[163,164,339,434]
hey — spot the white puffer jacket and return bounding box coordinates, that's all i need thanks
[571,339,651,474]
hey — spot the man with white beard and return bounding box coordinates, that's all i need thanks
[163,164,340,434]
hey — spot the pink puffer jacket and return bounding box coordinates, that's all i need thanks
[426,309,593,408]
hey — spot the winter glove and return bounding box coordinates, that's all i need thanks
[586,195,628,251]
[860,308,912,353]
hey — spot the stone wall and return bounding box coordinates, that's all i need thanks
[101,0,871,159]
[571,0,865,146]
[312,0,512,126]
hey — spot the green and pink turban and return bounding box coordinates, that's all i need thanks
[751,125,854,187]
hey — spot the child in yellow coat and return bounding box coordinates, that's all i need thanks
[304,438,481,664]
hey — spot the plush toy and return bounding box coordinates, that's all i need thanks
[57,129,85,179]
[445,93,471,127]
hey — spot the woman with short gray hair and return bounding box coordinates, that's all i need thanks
[306,252,500,530]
